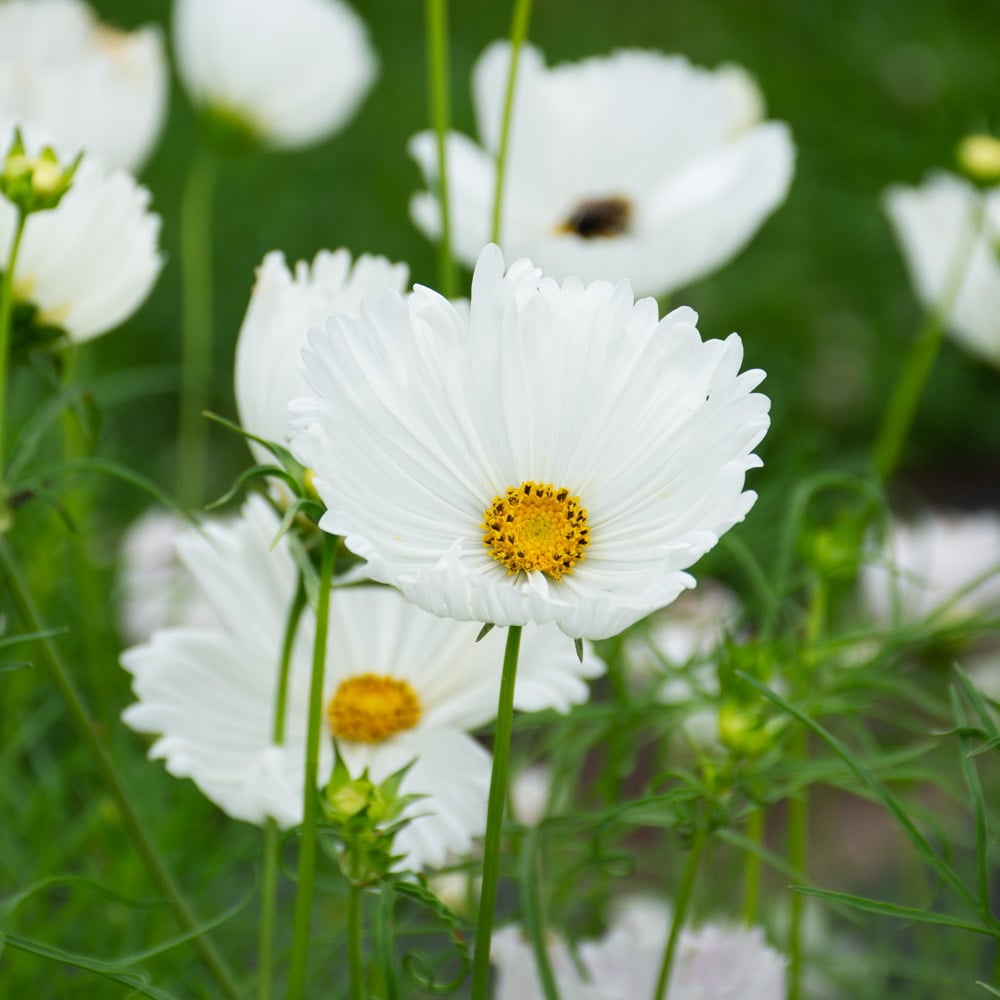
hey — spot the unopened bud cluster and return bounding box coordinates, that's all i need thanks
[1,129,81,215]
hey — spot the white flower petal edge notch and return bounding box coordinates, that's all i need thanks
[235,249,408,464]
[0,0,168,174]
[173,0,377,150]
[121,496,603,871]
[409,43,795,298]
[884,172,1000,368]
[291,245,770,641]
[0,124,162,343]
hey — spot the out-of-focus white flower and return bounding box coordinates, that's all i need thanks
[624,583,742,751]
[0,0,167,173]
[121,496,603,870]
[492,897,786,999]
[116,508,219,645]
[173,0,377,150]
[510,763,551,826]
[291,245,769,641]
[861,511,1000,625]
[234,249,408,464]
[0,124,162,342]
[410,43,795,297]
[884,172,1000,367]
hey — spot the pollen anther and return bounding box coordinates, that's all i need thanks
[482,480,589,579]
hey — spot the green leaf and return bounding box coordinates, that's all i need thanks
[393,878,471,995]
[791,886,995,936]
[735,672,980,915]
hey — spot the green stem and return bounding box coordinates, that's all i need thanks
[0,210,28,482]
[490,0,533,245]
[374,884,398,1000]
[286,533,337,999]
[788,579,825,1000]
[178,145,219,510]
[59,345,118,722]
[347,880,364,1000]
[0,538,242,1000]
[786,734,807,1000]
[872,194,985,483]
[424,0,457,298]
[652,825,707,1000]
[520,826,560,1000]
[470,624,523,1000]
[258,579,307,1000]
[742,806,764,926]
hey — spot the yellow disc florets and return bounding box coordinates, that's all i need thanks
[482,481,589,579]
[326,674,421,744]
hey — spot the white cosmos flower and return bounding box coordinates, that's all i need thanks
[884,172,1000,367]
[0,125,162,342]
[291,244,770,641]
[409,43,795,297]
[235,249,408,464]
[0,0,167,173]
[121,496,603,870]
[492,898,786,999]
[173,0,377,150]
[861,510,1000,625]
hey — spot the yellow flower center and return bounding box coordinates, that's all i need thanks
[482,481,589,579]
[326,674,421,744]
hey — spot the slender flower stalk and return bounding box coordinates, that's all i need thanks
[519,826,560,1000]
[0,539,241,1000]
[286,533,337,999]
[0,210,27,481]
[490,0,533,245]
[470,624,523,1000]
[652,824,708,1000]
[347,868,364,1000]
[787,577,826,1000]
[872,194,985,483]
[742,806,764,925]
[424,0,456,298]
[178,144,219,509]
[259,579,307,1000]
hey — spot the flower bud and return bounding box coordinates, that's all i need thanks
[957,134,1000,186]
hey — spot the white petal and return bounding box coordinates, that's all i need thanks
[0,124,162,342]
[173,0,376,149]
[235,248,407,461]
[0,0,168,172]
[884,172,1000,366]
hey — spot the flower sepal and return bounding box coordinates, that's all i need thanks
[1,128,82,216]
[322,753,426,883]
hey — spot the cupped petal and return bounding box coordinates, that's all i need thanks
[0,0,168,172]
[235,248,407,460]
[0,125,162,342]
[884,172,1000,366]
[173,0,376,149]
